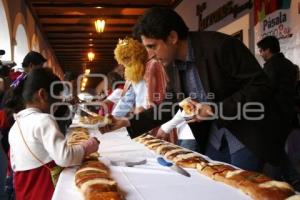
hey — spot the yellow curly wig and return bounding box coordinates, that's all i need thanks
[114,38,148,83]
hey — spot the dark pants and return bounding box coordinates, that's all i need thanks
[177,139,200,153]
[205,137,263,172]
[264,152,300,192]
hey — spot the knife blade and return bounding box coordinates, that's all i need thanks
[110,159,147,167]
[157,157,191,177]
[79,107,98,117]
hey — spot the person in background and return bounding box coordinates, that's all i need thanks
[98,71,125,116]
[257,36,299,135]
[114,38,148,114]
[8,68,99,200]
[0,137,7,200]
[0,64,9,200]
[11,51,46,88]
[54,72,78,135]
[113,64,125,78]
[95,79,107,100]
[0,63,12,153]
[112,38,177,143]
[0,64,11,103]
[3,51,48,125]
[0,51,47,200]
[0,59,15,200]
[144,58,178,143]
[257,36,300,189]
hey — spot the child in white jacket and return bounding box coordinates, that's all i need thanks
[8,68,99,200]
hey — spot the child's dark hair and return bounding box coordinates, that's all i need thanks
[2,80,25,112]
[3,68,62,112]
[22,67,62,103]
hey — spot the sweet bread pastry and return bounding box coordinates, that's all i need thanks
[132,133,151,142]
[76,166,108,175]
[147,142,168,150]
[75,172,111,188]
[245,181,294,200]
[164,149,192,160]
[240,179,294,200]
[212,167,238,183]
[216,170,295,200]
[75,160,123,200]
[79,178,117,193]
[67,128,101,161]
[79,160,108,171]
[198,163,235,180]
[226,171,271,188]
[69,127,89,133]
[84,152,100,161]
[67,128,90,146]
[103,115,113,125]
[69,134,89,140]
[80,115,104,125]
[179,97,195,116]
[85,191,122,200]
[173,153,208,168]
[133,131,296,200]
[142,139,162,146]
[286,195,300,200]
[138,136,156,144]
[155,143,179,155]
[155,144,178,155]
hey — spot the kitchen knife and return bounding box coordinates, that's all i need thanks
[157,157,191,177]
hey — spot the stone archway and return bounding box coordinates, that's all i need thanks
[13,13,29,70]
[0,0,12,60]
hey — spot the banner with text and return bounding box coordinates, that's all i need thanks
[254,0,300,67]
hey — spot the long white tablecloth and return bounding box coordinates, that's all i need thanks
[52,127,252,200]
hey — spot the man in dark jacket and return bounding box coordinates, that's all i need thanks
[257,36,299,133]
[102,8,286,172]
[257,36,300,188]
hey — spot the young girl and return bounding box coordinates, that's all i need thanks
[8,68,99,200]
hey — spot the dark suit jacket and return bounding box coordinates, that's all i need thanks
[263,53,299,131]
[127,31,286,165]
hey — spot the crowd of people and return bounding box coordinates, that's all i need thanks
[0,7,300,200]
[0,51,99,200]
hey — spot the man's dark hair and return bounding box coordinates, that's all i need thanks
[257,36,280,54]
[133,7,189,40]
[22,51,47,68]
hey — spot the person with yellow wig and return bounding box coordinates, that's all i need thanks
[114,38,148,113]
[113,38,177,143]
[114,37,168,113]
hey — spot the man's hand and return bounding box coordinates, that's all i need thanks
[99,115,130,133]
[187,101,214,123]
[156,128,170,142]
